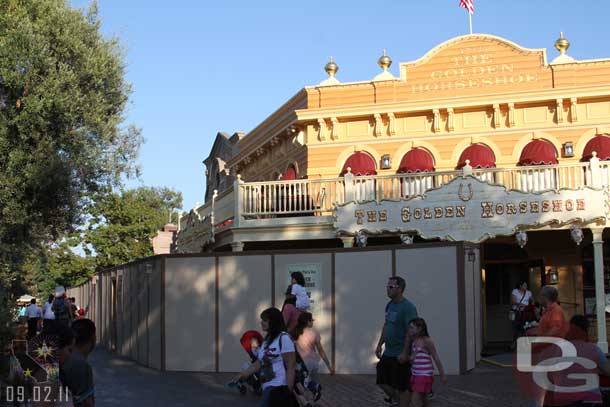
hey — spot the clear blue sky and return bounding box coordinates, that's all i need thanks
[70,0,610,212]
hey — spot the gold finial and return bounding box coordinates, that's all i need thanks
[554,32,570,55]
[324,56,338,77]
[378,49,392,71]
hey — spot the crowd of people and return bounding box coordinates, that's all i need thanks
[234,273,446,407]
[12,287,96,407]
[19,293,86,340]
[15,275,605,407]
[234,271,333,407]
[234,274,610,407]
[510,283,610,406]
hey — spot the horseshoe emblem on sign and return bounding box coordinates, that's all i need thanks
[458,183,474,202]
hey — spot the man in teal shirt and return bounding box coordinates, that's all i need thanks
[375,276,418,407]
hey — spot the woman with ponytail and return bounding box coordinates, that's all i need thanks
[293,312,332,377]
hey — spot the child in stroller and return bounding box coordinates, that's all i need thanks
[228,330,322,405]
[226,330,264,395]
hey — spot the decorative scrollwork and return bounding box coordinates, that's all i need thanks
[400,234,414,245]
[355,231,368,248]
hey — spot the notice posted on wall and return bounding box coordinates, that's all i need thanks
[286,263,322,317]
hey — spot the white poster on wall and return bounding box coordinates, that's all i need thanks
[286,263,322,317]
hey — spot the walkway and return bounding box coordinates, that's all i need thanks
[91,348,533,406]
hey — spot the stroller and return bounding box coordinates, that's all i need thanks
[227,330,264,395]
[228,330,322,405]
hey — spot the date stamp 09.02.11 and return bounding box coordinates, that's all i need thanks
[2,383,71,404]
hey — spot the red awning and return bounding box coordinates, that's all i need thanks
[397,148,435,173]
[457,144,496,169]
[340,152,377,176]
[582,134,610,161]
[281,166,297,180]
[519,139,558,166]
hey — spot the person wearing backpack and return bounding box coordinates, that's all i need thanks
[52,287,73,327]
[236,307,296,407]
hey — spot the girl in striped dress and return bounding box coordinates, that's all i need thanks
[408,318,447,406]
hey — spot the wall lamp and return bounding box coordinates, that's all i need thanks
[562,141,574,158]
[547,268,560,285]
[467,249,476,262]
[381,154,392,169]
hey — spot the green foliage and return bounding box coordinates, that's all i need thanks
[32,240,95,296]
[84,187,182,269]
[31,187,182,294]
[0,0,142,296]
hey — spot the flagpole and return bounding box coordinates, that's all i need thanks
[469,13,473,34]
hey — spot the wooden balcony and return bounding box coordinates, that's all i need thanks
[239,161,608,217]
[177,157,610,250]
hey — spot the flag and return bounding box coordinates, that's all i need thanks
[459,0,474,14]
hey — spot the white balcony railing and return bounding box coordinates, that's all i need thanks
[179,157,610,237]
[238,160,609,219]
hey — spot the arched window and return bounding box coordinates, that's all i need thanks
[457,143,496,183]
[582,134,610,187]
[518,139,558,166]
[397,148,435,197]
[340,152,377,202]
[457,143,496,169]
[397,148,435,173]
[340,152,377,176]
[518,139,558,191]
[582,134,610,161]
[281,165,297,180]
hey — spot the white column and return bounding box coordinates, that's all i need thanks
[592,228,608,353]
[340,236,354,248]
[230,241,244,252]
[233,175,243,227]
[462,160,473,177]
[344,168,355,202]
[590,152,601,188]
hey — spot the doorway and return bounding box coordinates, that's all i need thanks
[483,261,544,345]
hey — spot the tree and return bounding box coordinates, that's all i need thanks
[84,187,183,269]
[0,0,142,295]
[31,186,182,296]
[29,239,95,297]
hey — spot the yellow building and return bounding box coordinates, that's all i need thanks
[177,33,610,351]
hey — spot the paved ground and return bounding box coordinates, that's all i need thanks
[91,348,536,407]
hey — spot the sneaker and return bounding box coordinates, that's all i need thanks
[224,381,240,390]
[314,388,322,402]
[428,391,435,400]
[383,396,399,406]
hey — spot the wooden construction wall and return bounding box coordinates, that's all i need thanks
[71,243,481,375]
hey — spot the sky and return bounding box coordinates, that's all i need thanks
[69,0,610,213]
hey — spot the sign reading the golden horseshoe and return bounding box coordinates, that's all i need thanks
[334,176,608,243]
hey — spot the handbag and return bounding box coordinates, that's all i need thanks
[259,356,276,384]
[509,291,527,321]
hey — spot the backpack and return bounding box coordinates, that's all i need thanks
[52,298,70,320]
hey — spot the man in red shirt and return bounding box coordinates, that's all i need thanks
[518,286,570,405]
[535,286,568,339]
